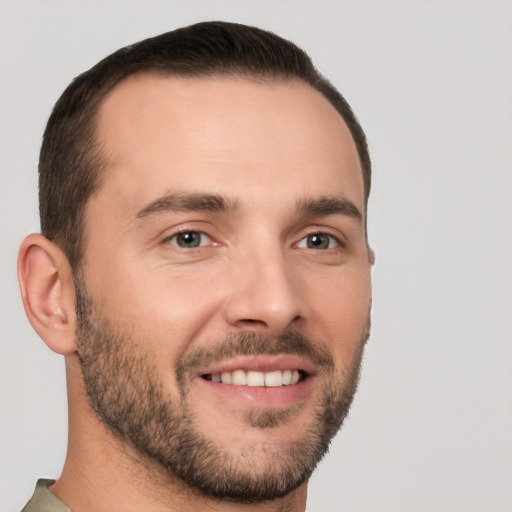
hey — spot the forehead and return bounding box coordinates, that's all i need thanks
[92,74,364,214]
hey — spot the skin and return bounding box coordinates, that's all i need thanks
[18,75,372,512]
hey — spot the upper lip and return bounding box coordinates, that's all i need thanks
[196,354,318,377]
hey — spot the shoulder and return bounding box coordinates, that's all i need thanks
[21,479,70,512]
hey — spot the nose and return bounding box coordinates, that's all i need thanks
[223,248,304,335]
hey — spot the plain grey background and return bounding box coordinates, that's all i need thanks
[1,1,511,511]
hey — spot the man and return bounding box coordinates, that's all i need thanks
[18,21,373,512]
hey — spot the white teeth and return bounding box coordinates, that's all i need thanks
[207,369,303,387]
[247,371,265,387]
[220,371,232,384]
[282,370,292,385]
[264,371,283,387]
[231,369,247,386]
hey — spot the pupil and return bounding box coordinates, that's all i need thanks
[308,234,328,249]
[178,232,200,248]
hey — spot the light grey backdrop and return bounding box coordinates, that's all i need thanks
[1,1,511,511]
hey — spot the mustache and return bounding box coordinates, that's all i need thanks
[175,330,335,379]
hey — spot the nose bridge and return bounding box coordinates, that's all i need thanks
[224,237,303,333]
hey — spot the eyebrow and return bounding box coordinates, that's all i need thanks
[136,193,241,220]
[296,196,363,222]
[135,192,362,224]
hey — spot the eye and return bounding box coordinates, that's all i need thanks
[165,231,211,249]
[297,233,339,250]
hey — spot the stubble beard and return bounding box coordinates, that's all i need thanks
[75,283,369,503]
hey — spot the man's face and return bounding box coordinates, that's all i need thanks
[77,75,372,501]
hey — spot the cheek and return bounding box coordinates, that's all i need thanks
[84,260,229,356]
[306,266,371,357]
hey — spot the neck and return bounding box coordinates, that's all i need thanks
[51,356,307,512]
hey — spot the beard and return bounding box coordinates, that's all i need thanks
[75,283,369,503]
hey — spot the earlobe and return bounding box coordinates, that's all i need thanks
[18,234,77,355]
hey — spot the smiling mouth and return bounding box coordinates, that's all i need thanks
[202,369,307,387]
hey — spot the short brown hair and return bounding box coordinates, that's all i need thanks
[39,21,371,270]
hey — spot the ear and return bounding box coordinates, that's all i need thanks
[368,246,376,266]
[18,234,77,355]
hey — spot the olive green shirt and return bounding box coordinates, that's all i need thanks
[21,479,70,512]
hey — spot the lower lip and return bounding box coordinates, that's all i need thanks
[196,376,314,407]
